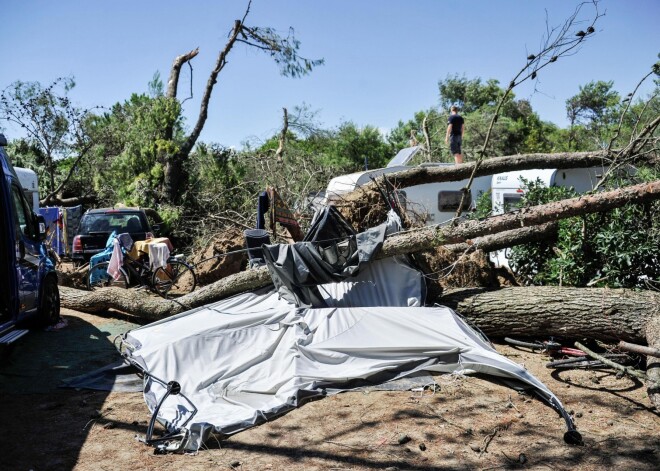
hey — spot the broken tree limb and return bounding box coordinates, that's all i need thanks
[444,222,558,253]
[380,180,660,255]
[574,341,648,381]
[166,47,200,99]
[60,266,272,322]
[61,180,660,320]
[357,150,614,191]
[617,341,660,358]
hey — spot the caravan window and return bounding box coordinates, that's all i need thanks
[503,194,523,212]
[438,190,471,212]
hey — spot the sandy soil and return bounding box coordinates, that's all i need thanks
[1,308,658,471]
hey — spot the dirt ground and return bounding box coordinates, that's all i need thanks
[1,308,658,471]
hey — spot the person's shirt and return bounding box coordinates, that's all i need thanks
[448,114,464,136]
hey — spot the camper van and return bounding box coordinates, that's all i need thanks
[14,167,40,212]
[0,133,60,347]
[489,167,605,267]
[324,146,490,225]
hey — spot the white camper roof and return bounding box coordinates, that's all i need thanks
[386,145,423,167]
[14,167,38,191]
[325,165,408,202]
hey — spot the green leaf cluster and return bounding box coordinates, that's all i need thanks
[510,174,660,288]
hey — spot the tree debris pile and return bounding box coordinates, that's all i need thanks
[191,227,247,285]
[419,248,503,294]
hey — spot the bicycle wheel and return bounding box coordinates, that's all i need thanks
[504,337,545,351]
[152,260,196,298]
[87,262,129,290]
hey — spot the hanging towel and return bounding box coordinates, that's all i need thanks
[107,238,124,280]
[149,242,171,270]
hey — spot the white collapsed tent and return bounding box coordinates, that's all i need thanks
[118,210,580,452]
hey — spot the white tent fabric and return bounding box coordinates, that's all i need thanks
[120,210,576,452]
[121,274,573,451]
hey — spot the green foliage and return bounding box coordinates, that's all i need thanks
[510,175,660,288]
[90,93,184,207]
[390,75,563,161]
[438,75,505,113]
[471,189,494,219]
[330,122,392,169]
[0,77,91,197]
[241,26,324,78]
[566,80,620,149]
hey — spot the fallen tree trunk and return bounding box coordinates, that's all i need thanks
[440,286,658,343]
[61,180,660,318]
[334,150,656,228]
[373,150,615,190]
[380,180,660,255]
[60,267,272,321]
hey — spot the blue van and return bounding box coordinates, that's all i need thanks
[0,133,60,344]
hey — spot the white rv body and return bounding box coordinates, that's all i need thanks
[399,163,490,225]
[14,167,40,211]
[489,166,605,267]
[324,161,490,226]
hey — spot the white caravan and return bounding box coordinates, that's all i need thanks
[489,167,605,267]
[14,167,40,211]
[324,146,491,226]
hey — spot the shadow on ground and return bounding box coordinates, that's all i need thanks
[0,308,139,470]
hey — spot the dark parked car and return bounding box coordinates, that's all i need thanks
[72,208,156,264]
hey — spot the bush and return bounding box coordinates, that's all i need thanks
[509,174,660,288]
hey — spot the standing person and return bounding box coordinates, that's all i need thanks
[445,105,465,164]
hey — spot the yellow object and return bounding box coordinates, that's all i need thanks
[128,237,173,260]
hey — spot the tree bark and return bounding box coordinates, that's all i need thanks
[41,194,97,207]
[163,20,243,203]
[166,48,200,100]
[444,222,557,253]
[275,107,288,162]
[380,180,660,256]
[440,286,658,343]
[61,283,658,346]
[60,266,272,321]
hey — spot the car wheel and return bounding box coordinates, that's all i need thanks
[39,275,60,327]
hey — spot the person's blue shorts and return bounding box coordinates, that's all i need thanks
[450,135,462,155]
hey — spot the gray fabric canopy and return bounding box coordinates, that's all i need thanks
[119,211,578,452]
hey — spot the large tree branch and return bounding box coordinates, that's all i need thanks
[166,48,200,100]
[342,150,615,203]
[179,20,244,158]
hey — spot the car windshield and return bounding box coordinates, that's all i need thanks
[79,213,148,234]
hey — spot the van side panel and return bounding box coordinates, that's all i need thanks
[1,149,19,320]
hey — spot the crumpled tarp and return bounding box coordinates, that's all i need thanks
[119,209,576,452]
[262,207,393,307]
[121,289,571,452]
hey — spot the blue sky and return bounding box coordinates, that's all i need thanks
[1,0,658,149]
